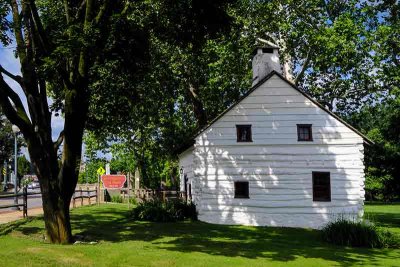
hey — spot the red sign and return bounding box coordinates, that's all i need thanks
[101,175,126,189]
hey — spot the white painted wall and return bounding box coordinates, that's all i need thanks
[180,74,365,229]
[178,147,201,203]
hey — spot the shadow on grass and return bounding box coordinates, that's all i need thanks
[365,203,400,233]
[69,205,399,266]
[0,217,35,236]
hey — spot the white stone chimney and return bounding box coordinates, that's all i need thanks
[252,41,281,86]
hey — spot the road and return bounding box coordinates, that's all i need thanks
[0,189,43,213]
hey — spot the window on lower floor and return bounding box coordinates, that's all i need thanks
[312,172,331,202]
[234,181,249,198]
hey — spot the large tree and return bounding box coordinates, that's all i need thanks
[0,0,148,243]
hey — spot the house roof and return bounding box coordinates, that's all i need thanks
[177,71,372,155]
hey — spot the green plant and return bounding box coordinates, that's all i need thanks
[322,218,399,248]
[129,197,137,205]
[111,195,123,203]
[131,199,197,222]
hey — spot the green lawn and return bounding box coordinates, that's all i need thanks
[0,203,399,267]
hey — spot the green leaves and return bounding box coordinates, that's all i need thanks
[0,2,11,46]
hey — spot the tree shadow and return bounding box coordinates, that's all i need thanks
[0,217,35,236]
[70,206,399,266]
[20,226,42,235]
[365,205,400,235]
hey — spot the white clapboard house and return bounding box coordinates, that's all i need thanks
[178,44,371,229]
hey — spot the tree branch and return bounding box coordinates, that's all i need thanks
[294,47,312,85]
[74,0,87,21]
[95,0,110,24]
[10,0,27,64]
[0,76,32,133]
[54,130,65,150]
[0,65,24,86]
[63,0,71,24]
[27,0,52,55]
[121,0,130,17]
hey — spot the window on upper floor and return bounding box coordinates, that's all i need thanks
[297,124,313,141]
[234,181,249,198]
[312,172,331,202]
[236,125,252,142]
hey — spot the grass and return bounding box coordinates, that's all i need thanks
[0,203,399,267]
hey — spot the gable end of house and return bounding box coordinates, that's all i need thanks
[177,70,372,156]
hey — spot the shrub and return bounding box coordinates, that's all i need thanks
[131,199,197,222]
[322,218,399,248]
[129,197,137,205]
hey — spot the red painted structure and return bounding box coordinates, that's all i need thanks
[101,175,126,189]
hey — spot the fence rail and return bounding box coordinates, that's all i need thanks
[134,189,188,202]
[0,187,29,217]
[72,186,98,208]
[0,186,98,217]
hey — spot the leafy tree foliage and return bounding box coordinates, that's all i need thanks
[0,109,24,183]
[0,110,14,166]
[347,1,400,201]
[349,91,400,201]
[18,155,32,178]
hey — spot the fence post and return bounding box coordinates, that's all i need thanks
[73,189,76,208]
[87,186,91,205]
[80,187,83,206]
[95,186,98,205]
[23,186,27,218]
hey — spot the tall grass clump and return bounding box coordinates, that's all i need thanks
[130,199,197,222]
[322,218,399,248]
[111,195,123,203]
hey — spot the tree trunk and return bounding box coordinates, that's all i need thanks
[25,131,74,244]
[188,82,208,128]
[41,189,73,244]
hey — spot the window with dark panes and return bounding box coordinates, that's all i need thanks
[236,125,252,142]
[297,124,313,141]
[234,181,249,198]
[312,172,331,201]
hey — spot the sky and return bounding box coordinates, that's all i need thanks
[0,44,65,158]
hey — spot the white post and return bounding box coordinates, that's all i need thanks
[12,125,20,210]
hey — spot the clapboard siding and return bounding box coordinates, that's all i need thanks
[179,74,365,229]
[203,127,356,135]
[199,213,360,228]
[199,206,362,215]
[195,144,363,154]
[194,161,363,169]
[178,147,194,192]
[201,193,363,201]
[194,153,361,161]
[194,167,364,176]
[200,181,363,189]
[211,121,354,128]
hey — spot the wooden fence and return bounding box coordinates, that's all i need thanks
[0,186,99,217]
[134,189,189,202]
[72,186,98,208]
[0,187,34,218]
[1,185,186,218]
